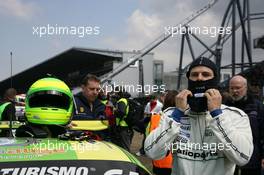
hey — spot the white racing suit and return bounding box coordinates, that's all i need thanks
[144,106,253,175]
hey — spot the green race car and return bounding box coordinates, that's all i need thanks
[0,137,151,175]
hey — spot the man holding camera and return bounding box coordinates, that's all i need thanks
[144,57,253,175]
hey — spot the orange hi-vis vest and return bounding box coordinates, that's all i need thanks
[147,113,173,169]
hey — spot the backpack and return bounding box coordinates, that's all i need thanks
[125,99,144,128]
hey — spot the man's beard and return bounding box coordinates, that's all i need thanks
[231,95,245,102]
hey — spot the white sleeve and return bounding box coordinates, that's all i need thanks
[209,106,253,166]
[144,114,180,160]
[144,103,150,114]
[155,102,163,113]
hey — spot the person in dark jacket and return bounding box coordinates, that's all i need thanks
[73,74,105,118]
[0,88,17,137]
[71,74,108,140]
[225,75,264,175]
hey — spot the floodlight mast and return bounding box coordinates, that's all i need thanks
[101,0,219,84]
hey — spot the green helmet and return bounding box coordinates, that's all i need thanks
[25,77,73,125]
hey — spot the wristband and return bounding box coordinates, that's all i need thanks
[171,108,184,122]
[210,109,223,118]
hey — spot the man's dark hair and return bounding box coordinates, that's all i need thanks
[81,74,100,86]
[3,88,17,100]
[163,90,178,110]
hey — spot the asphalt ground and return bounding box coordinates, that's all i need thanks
[130,131,153,173]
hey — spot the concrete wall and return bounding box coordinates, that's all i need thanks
[112,52,154,97]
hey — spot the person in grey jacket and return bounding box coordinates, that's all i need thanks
[144,57,253,175]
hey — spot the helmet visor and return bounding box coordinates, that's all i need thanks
[28,90,71,110]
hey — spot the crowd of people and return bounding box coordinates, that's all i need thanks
[0,57,263,175]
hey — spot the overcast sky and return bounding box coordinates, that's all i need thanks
[0,0,263,81]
